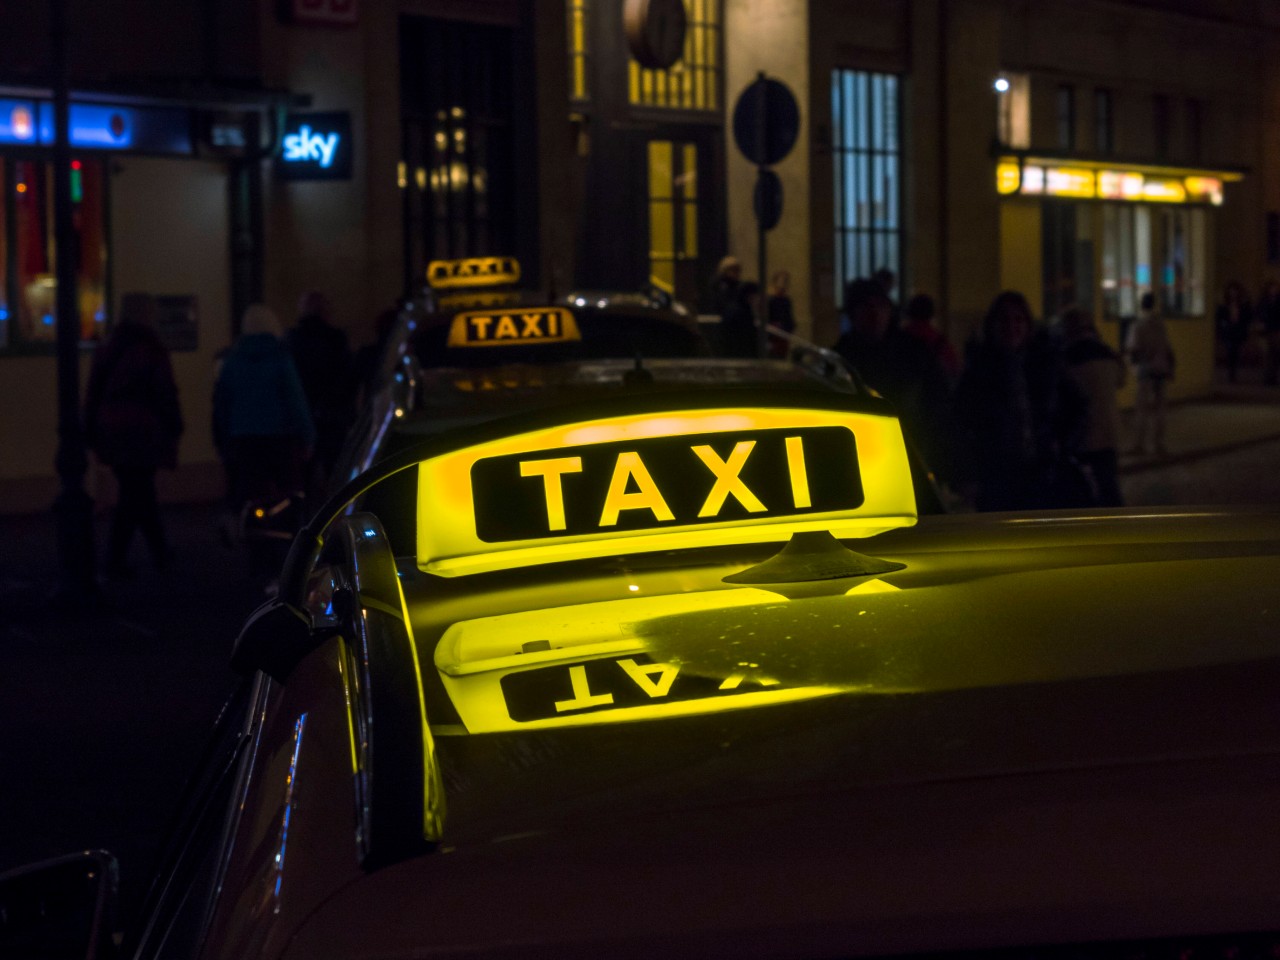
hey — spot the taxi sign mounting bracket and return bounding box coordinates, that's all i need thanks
[722,530,905,585]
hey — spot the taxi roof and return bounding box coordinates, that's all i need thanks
[279,506,1280,958]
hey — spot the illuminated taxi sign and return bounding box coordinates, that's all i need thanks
[426,256,521,289]
[416,406,916,577]
[472,426,856,542]
[447,307,580,348]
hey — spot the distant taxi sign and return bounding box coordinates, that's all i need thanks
[426,256,521,289]
[447,307,580,348]
[416,404,916,576]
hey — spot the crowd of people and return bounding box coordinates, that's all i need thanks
[703,258,1191,513]
[82,289,386,582]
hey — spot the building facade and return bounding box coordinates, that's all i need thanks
[2,0,1277,510]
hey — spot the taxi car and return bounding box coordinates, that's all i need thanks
[4,270,1278,959]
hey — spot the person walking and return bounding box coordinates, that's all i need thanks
[719,281,761,358]
[955,291,1086,511]
[1126,292,1175,456]
[1215,281,1252,384]
[704,255,742,317]
[288,290,355,491]
[902,293,961,383]
[1259,279,1280,386]
[214,305,315,517]
[766,270,796,358]
[84,292,184,578]
[1060,306,1126,506]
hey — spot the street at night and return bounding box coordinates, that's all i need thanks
[3,1,1280,958]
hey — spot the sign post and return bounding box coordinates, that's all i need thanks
[731,74,800,357]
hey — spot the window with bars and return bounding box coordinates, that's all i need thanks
[628,0,720,111]
[568,0,588,101]
[831,70,901,306]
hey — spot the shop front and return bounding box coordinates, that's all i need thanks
[996,154,1242,400]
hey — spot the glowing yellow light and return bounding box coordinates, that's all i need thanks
[628,584,640,592]
[426,257,521,289]
[254,508,265,518]
[15,183,27,194]
[416,407,917,577]
[1184,176,1223,205]
[415,166,427,190]
[995,161,1021,195]
[1141,178,1187,203]
[396,161,407,189]
[1044,167,1095,198]
[1020,165,1044,194]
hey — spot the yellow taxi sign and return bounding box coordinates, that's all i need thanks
[446,307,580,348]
[426,256,521,289]
[416,406,916,577]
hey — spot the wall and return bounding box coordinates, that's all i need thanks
[724,0,811,339]
[110,156,231,501]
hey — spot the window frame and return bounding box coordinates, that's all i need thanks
[0,150,112,356]
[831,68,904,307]
[627,0,723,115]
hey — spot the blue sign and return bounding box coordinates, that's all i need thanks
[0,97,191,154]
[277,112,352,180]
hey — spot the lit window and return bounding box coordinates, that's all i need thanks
[831,70,901,303]
[647,140,698,299]
[4,157,108,350]
[996,72,1030,149]
[628,0,720,111]
[568,0,589,101]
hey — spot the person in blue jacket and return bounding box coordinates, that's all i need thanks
[213,304,316,510]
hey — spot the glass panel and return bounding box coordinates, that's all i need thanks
[871,74,884,152]
[649,201,674,258]
[682,144,697,197]
[1134,205,1152,304]
[1188,208,1206,315]
[0,159,7,348]
[648,140,672,200]
[854,74,869,151]
[684,202,698,258]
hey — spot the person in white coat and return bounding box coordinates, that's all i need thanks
[1125,293,1175,456]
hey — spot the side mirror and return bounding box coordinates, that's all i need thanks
[0,850,119,959]
[229,598,317,682]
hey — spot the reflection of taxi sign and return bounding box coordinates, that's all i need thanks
[417,404,915,576]
[447,307,580,348]
[426,256,521,289]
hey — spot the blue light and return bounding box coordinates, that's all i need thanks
[42,313,54,326]
[282,124,340,168]
[35,102,134,150]
[0,308,8,321]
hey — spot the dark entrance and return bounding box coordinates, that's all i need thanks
[399,15,538,293]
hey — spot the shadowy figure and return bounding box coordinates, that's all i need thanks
[1259,280,1280,386]
[288,290,355,492]
[1125,292,1175,456]
[84,292,184,578]
[767,270,796,358]
[955,291,1086,511]
[1060,305,1126,506]
[720,281,761,358]
[214,305,315,583]
[354,306,400,407]
[1215,281,1252,384]
[835,279,954,492]
[902,293,960,383]
[704,255,742,317]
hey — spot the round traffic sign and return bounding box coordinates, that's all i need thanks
[732,76,800,167]
[753,169,783,230]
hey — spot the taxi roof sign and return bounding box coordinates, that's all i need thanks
[416,401,916,577]
[447,307,580,348]
[426,256,521,289]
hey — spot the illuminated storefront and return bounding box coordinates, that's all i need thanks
[994,154,1242,324]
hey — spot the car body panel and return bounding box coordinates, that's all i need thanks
[191,507,1280,958]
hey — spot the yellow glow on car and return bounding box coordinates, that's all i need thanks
[415,407,916,577]
[433,588,844,733]
[396,572,445,842]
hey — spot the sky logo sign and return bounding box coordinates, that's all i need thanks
[277,112,351,180]
[283,125,340,168]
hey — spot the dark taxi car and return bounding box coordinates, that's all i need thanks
[4,269,1279,959]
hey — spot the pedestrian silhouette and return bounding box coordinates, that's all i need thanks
[84,292,183,579]
[288,290,355,492]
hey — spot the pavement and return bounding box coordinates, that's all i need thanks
[1,371,1278,917]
